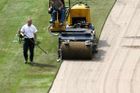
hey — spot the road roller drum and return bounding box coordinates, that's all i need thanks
[61,41,93,59]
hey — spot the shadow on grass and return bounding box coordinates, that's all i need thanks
[29,62,56,68]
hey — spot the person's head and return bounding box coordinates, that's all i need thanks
[27,18,32,26]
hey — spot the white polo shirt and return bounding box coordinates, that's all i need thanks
[21,24,37,38]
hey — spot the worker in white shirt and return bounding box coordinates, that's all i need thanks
[20,18,38,64]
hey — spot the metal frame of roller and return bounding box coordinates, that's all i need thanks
[58,28,97,59]
[59,2,97,59]
[48,1,98,59]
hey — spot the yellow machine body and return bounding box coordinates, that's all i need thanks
[68,3,91,25]
[49,2,97,59]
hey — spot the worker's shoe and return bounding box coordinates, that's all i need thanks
[57,58,61,62]
[30,61,34,64]
[59,22,64,26]
[50,23,55,29]
[24,61,27,64]
[49,19,53,23]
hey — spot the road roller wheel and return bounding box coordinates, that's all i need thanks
[60,41,93,59]
[92,45,98,53]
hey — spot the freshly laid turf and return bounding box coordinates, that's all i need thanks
[0,0,115,93]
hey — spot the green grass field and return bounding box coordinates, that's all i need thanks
[0,0,115,93]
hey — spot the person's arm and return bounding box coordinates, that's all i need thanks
[20,32,24,37]
[48,1,53,14]
[34,33,37,43]
[61,0,65,6]
[49,0,52,8]
[33,25,38,42]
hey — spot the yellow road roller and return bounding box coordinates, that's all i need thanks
[48,0,97,60]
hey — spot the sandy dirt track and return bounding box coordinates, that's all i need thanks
[49,0,140,93]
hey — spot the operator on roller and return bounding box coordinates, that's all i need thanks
[48,0,65,26]
[20,18,38,64]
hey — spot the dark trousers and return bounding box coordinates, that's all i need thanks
[23,38,35,62]
[50,8,65,23]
